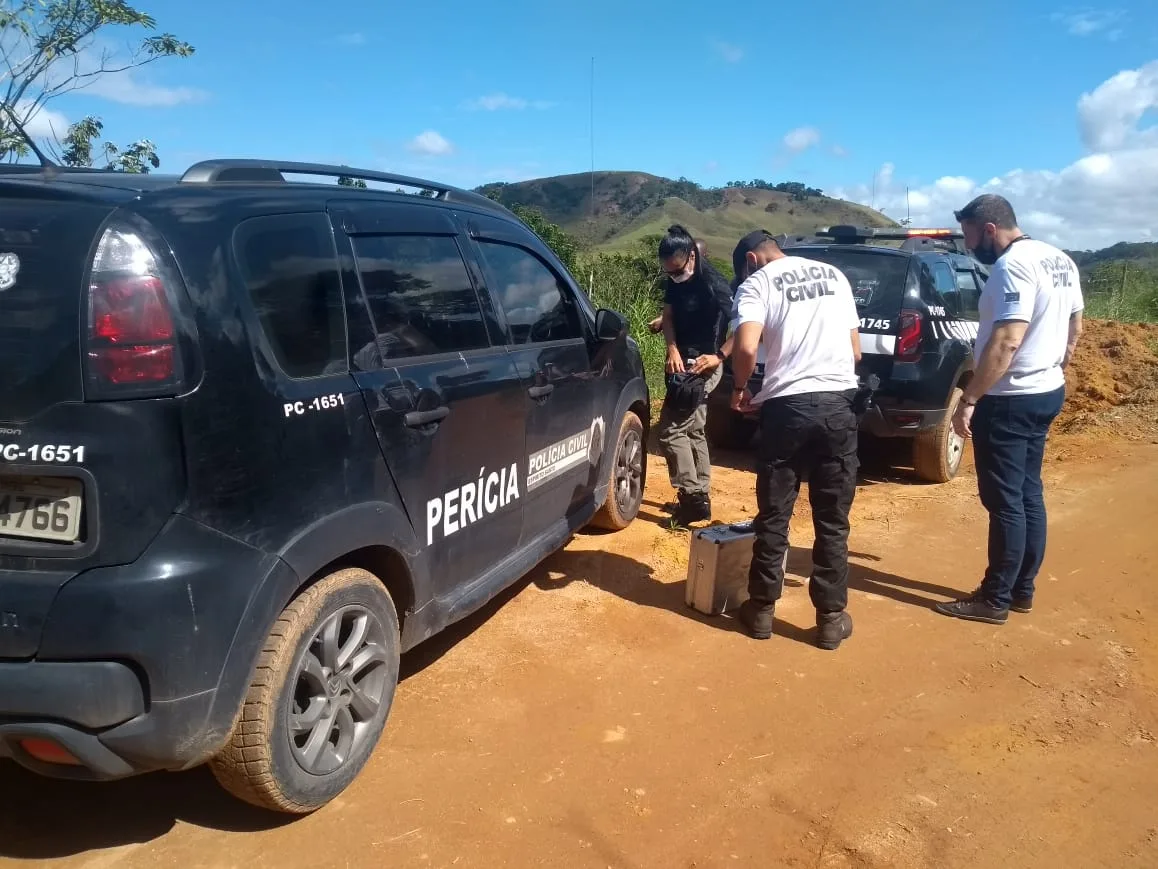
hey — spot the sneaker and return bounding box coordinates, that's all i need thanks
[1010,595,1033,614]
[934,595,1009,625]
[816,611,853,651]
[737,599,774,640]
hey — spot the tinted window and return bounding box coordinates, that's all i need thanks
[476,241,583,344]
[236,213,347,379]
[353,235,489,361]
[794,249,909,319]
[932,262,956,294]
[955,269,981,319]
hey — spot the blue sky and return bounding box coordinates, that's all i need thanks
[18,0,1158,247]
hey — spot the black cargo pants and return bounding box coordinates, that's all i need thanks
[748,389,859,614]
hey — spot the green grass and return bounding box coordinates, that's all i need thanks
[578,246,667,398]
[1082,260,1158,323]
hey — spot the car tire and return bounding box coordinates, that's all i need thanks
[209,568,400,814]
[590,411,645,531]
[913,387,966,483]
[705,404,758,450]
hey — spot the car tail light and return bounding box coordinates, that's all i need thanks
[20,737,82,766]
[895,309,923,362]
[85,226,181,396]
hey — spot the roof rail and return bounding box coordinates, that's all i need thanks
[177,159,512,214]
[775,232,826,248]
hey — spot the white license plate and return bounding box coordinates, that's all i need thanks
[0,477,84,543]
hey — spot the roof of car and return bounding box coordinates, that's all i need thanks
[0,159,517,219]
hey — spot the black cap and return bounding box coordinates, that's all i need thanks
[731,229,776,285]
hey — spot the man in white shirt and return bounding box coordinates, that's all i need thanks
[936,194,1084,625]
[727,229,863,650]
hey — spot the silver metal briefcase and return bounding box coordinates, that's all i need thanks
[685,521,789,616]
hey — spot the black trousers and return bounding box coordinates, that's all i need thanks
[748,389,859,613]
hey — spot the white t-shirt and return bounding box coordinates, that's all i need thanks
[732,255,861,403]
[976,238,1084,396]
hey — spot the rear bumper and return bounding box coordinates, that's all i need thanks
[0,514,298,782]
[709,369,945,438]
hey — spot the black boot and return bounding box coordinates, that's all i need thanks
[738,599,774,640]
[816,611,853,650]
[672,491,711,526]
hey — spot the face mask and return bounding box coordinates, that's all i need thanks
[667,252,695,284]
[971,235,999,266]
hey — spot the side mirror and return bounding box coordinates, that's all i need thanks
[595,308,627,342]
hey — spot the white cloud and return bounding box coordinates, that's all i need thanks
[1051,9,1125,38]
[829,62,1158,248]
[1078,60,1158,151]
[713,40,744,63]
[463,93,554,111]
[831,144,849,158]
[407,130,455,157]
[335,33,367,46]
[783,126,821,153]
[82,74,207,107]
[12,101,69,140]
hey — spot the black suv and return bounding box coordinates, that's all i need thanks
[706,226,986,483]
[0,159,649,813]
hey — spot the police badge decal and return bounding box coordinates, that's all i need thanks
[0,253,20,292]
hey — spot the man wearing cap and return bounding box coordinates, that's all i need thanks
[721,229,863,650]
[935,194,1084,625]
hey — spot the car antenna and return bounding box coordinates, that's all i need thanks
[0,104,60,175]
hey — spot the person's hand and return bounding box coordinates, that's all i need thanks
[647,316,663,334]
[690,353,721,376]
[952,401,975,438]
[665,346,685,375]
[730,387,753,413]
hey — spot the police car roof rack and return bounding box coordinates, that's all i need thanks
[816,225,968,254]
[178,158,511,215]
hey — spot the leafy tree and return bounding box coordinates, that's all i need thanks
[59,114,157,172]
[0,1,194,166]
[337,175,367,188]
[510,203,579,273]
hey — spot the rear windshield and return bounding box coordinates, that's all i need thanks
[792,248,909,318]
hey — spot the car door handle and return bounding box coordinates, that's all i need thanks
[528,384,554,400]
[404,406,450,427]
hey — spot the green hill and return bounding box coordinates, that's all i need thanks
[476,171,897,257]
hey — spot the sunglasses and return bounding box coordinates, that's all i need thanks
[662,250,695,278]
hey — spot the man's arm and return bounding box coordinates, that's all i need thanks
[730,321,763,390]
[850,328,862,363]
[1063,310,1083,369]
[961,259,1037,405]
[962,320,1029,403]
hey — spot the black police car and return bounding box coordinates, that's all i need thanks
[0,158,649,813]
[706,226,986,483]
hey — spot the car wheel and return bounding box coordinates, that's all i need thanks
[209,568,400,814]
[913,387,966,483]
[590,411,645,531]
[705,404,758,450]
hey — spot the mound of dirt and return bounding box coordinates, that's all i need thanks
[1057,319,1158,437]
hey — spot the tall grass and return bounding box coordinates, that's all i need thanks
[578,241,668,397]
[1083,261,1158,323]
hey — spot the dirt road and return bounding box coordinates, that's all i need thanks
[1,435,1157,869]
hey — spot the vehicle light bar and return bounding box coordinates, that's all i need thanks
[820,225,964,242]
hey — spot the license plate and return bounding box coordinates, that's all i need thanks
[0,477,84,543]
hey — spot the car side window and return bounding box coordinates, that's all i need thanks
[235,213,347,379]
[351,234,491,362]
[954,269,982,320]
[475,241,583,344]
[931,261,961,315]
